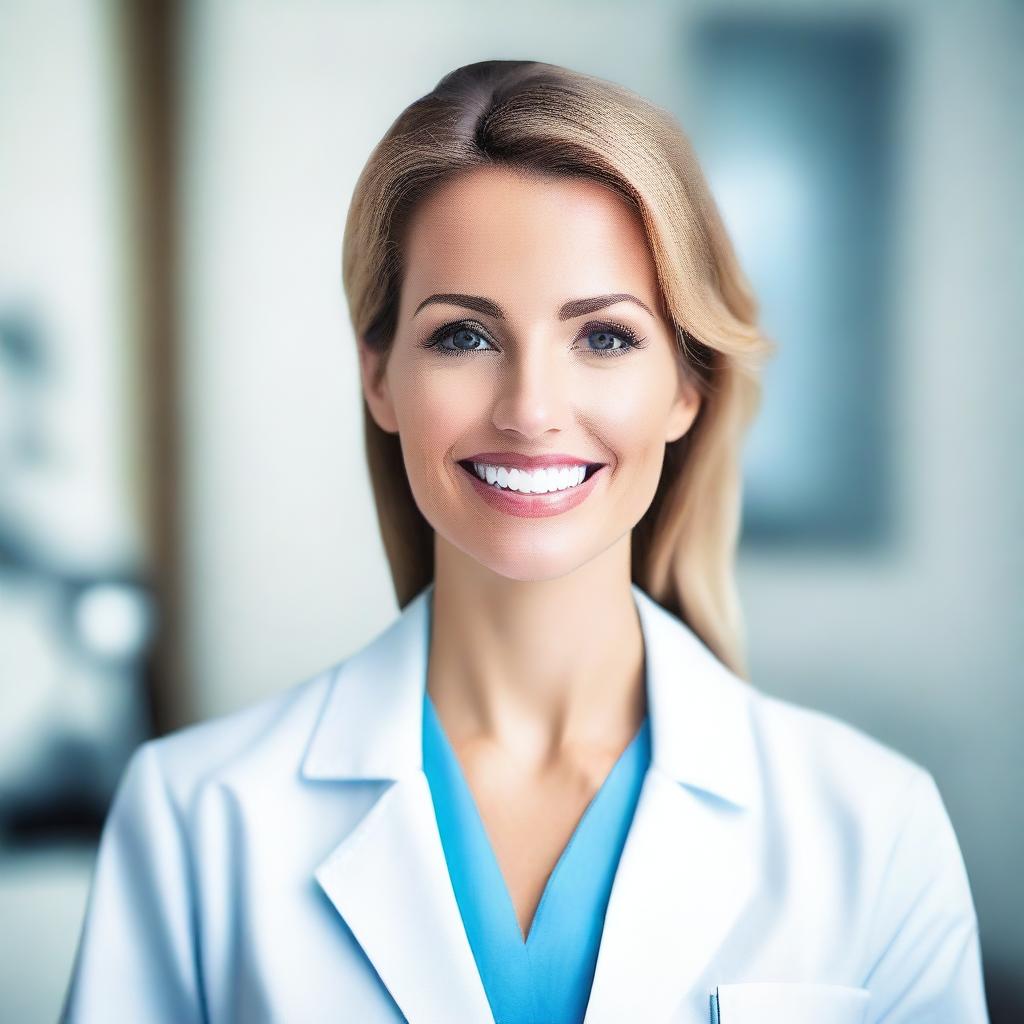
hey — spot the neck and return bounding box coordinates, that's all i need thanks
[425,538,647,767]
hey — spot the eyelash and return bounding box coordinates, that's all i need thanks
[419,319,648,360]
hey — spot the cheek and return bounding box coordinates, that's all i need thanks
[583,365,676,465]
[396,374,457,432]
[390,367,482,484]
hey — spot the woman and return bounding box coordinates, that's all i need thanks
[62,60,987,1023]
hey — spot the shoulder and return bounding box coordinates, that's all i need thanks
[750,686,926,799]
[742,684,948,858]
[740,685,977,920]
[128,660,344,814]
[746,684,976,905]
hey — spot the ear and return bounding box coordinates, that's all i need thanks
[665,363,702,444]
[357,336,400,435]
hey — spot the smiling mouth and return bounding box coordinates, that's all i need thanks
[456,459,605,490]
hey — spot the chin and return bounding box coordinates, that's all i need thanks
[445,533,593,584]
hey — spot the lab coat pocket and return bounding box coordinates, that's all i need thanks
[711,982,870,1024]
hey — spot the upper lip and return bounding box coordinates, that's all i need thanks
[461,451,604,470]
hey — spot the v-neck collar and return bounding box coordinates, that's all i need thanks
[423,688,652,1023]
[423,691,651,946]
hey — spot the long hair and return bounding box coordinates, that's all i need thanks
[341,60,775,680]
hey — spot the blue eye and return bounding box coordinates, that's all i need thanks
[584,325,643,357]
[428,324,495,356]
[422,319,647,359]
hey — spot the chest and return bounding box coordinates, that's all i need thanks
[454,742,626,941]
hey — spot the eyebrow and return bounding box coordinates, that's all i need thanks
[412,292,656,321]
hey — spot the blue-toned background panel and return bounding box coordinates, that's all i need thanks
[688,18,900,546]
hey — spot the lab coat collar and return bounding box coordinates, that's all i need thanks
[307,579,763,1024]
[301,579,760,810]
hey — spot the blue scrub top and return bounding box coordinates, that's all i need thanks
[422,690,652,1024]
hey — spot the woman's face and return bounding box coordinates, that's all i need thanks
[359,165,701,582]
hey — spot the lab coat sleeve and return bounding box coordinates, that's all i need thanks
[60,740,206,1023]
[863,767,989,1023]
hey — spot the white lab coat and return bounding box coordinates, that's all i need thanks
[61,581,988,1023]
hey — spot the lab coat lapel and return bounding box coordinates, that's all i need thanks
[583,585,763,1024]
[313,773,494,1023]
[304,584,494,1024]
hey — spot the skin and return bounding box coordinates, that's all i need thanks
[358,164,700,940]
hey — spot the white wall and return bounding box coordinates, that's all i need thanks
[1,2,140,1021]
[0,0,140,570]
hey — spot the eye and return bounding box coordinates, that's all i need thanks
[422,321,496,358]
[578,320,647,358]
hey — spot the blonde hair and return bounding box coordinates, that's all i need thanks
[342,60,775,680]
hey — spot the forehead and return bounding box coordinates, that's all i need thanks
[400,165,660,316]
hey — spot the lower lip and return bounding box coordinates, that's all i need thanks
[458,462,607,519]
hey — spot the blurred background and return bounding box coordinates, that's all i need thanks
[1,0,1020,1019]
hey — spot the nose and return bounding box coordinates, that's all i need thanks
[490,334,573,438]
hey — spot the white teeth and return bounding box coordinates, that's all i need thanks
[472,462,590,493]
